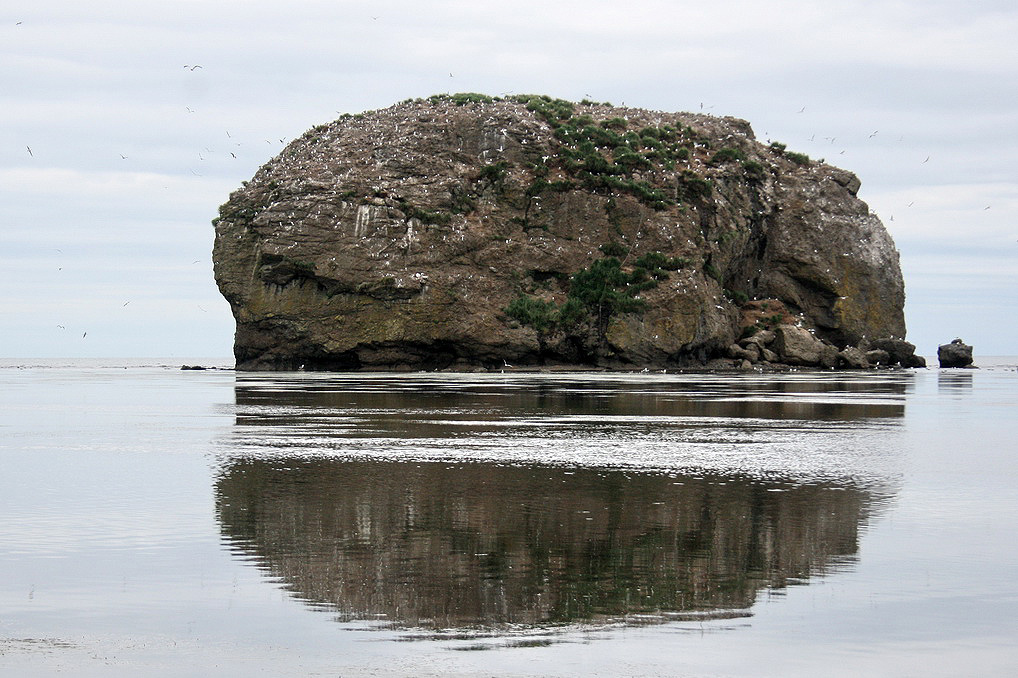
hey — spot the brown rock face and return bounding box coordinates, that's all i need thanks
[212,94,906,370]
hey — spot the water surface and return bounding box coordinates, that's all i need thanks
[2,360,1016,676]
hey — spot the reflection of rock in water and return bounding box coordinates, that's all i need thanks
[938,371,973,393]
[215,460,874,629]
[233,374,908,430]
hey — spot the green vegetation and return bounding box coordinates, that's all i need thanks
[633,251,689,275]
[511,94,575,126]
[505,245,689,355]
[598,242,629,257]
[478,160,510,186]
[414,93,756,220]
[785,151,811,165]
[448,185,477,214]
[579,174,671,210]
[566,256,652,325]
[741,160,765,179]
[709,147,746,165]
[500,96,705,209]
[723,288,749,304]
[406,206,451,226]
[504,295,558,335]
[394,196,452,226]
[428,92,495,106]
[676,170,712,203]
[768,141,809,165]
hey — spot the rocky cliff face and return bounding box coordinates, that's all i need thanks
[213,94,906,370]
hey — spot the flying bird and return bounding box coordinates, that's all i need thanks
[26,146,32,157]
[184,65,202,70]
[869,131,878,138]
[922,156,930,163]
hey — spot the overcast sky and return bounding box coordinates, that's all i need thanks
[3,0,1016,359]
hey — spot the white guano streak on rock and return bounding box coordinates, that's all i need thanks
[354,205,376,238]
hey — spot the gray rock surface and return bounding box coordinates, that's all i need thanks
[212,95,908,370]
[772,325,825,366]
[865,349,891,366]
[838,346,869,369]
[740,330,775,349]
[869,337,921,367]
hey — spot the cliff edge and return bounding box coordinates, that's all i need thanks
[213,94,907,370]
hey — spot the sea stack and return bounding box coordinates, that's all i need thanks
[938,339,974,368]
[213,94,908,370]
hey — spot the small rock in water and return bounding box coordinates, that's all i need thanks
[180,365,207,370]
[938,339,974,368]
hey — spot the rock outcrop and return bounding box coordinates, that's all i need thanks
[938,339,974,368]
[213,94,908,370]
[869,337,926,368]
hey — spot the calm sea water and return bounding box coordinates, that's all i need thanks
[2,358,1017,677]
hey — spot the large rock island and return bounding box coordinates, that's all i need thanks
[213,94,910,370]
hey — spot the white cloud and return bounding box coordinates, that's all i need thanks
[868,182,1018,249]
[1,167,224,199]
